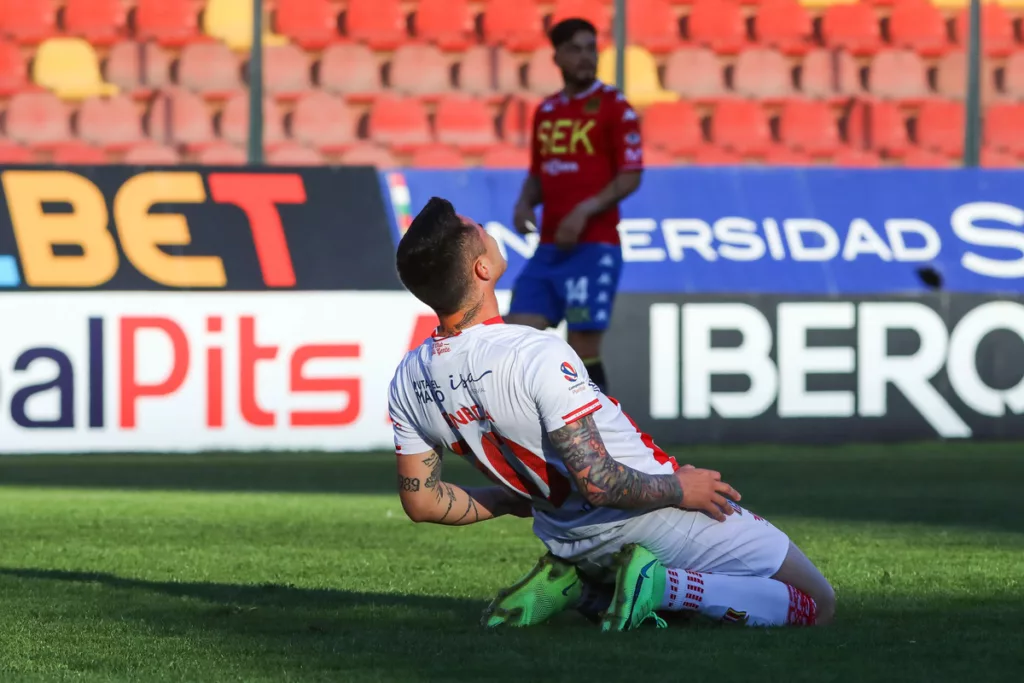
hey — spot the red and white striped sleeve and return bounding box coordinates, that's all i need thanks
[525,338,603,432]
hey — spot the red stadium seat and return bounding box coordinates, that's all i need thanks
[902,147,952,168]
[63,0,127,47]
[888,0,949,58]
[981,146,1019,168]
[984,103,1024,156]
[435,96,498,154]
[821,4,881,56]
[733,48,793,103]
[799,48,861,101]
[344,0,406,51]
[916,99,964,158]
[3,91,69,147]
[868,49,929,102]
[954,4,1015,58]
[0,39,29,97]
[123,142,180,165]
[103,41,172,99]
[389,44,452,98]
[274,0,340,51]
[339,142,398,168]
[832,146,881,167]
[763,145,813,165]
[290,90,358,154]
[266,142,325,166]
[692,145,743,165]
[551,0,612,36]
[779,98,839,156]
[935,51,997,104]
[481,144,531,168]
[410,144,466,168]
[0,140,33,162]
[134,0,200,47]
[0,0,57,45]
[663,47,727,102]
[197,142,247,165]
[415,0,475,52]
[687,0,748,55]
[219,93,286,149]
[711,99,771,157]
[177,41,241,99]
[261,44,312,102]
[1003,52,1024,102]
[49,141,107,164]
[77,94,144,150]
[500,95,540,146]
[317,42,381,103]
[458,46,521,98]
[145,88,215,149]
[755,0,813,56]
[526,48,563,96]
[846,99,911,158]
[482,0,546,52]
[367,94,433,153]
[643,100,703,156]
[626,0,683,54]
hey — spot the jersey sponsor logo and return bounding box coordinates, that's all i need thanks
[412,378,445,405]
[442,403,494,429]
[537,119,597,156]
[449,370,493,390]
[625,132,641,146]
[561,362,579,381]
[541,159,580,176]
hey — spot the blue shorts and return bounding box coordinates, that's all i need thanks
[507,243,624,331]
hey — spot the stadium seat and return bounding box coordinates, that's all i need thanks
[733,48,793,103]
[756,0,813,56]
[981,146,1019,168]
[481,144,531,168]
[500,95,540,146]
[831,146,881,167]
[916,99,965,158]
[177,41,241,99]
[134,0,200,47]
[273,0,340,51]
[887,0,949,58]
[935,51,997,104]
[339,142,398,168]
[643,100,703,156]
[799,48,860,101]
[3,91,70,146]
[259,44,312,102]
[763,145,813,165]
[597,46,679,108]
[367,94,433,153]
[984,103,1024,156]
[821,3,881,56]
[902,146,952,167]
[317,42,381,103]
[49,141,107,164]
[0,141,33,163]
[626,0,683,54]
[63,0,127,47]
[266,143,325,166]
[550,0,612,36]
[197,142,247,165]
[954,4,1015,58]
[868,49,929,102]
[0,0,57,45]
[482,0,547,52]
[710,99,772,157]
[643,146,677,166]
[410,144,466,168]
[435,96,499,154]
[779,98,839,156]
[845,99,910,157]
[1003,52,1024,101]
[123,141,180,165]
[692,145,743,165]
[458,46,521,98]
[389,44,452,99]
[290,90,358,154]
[146,88,215,149]
[344,0,407,51]
[663,47,727,102]
[415,0,475,52]
[526,48,564,96]
[686,0,749,55]
[203,0,287,51]
[77,94,144,150]
[219,93,287,149]
[103,41,172,99]
[33,37,119,100]
[0,39,28,97]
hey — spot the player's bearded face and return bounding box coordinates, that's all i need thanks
[556,32,597,87]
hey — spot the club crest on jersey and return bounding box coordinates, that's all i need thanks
[583,97,601,114]
[722,608,749,625]
[561,362,579,382]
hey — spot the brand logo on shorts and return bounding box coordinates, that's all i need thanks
[561,362,578,382]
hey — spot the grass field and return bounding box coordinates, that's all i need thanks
[1,443,1023,683]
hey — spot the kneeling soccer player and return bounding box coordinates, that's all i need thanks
[388,197,836,631]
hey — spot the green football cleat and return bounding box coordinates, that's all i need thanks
[481,553,583,628]
[600,544,668,633]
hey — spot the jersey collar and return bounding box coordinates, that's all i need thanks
[431,316,504,340]
[559,80,603,103]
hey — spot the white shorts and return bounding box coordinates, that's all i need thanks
[537,506,791,584]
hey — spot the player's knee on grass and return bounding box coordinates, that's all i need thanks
[771,542,836,626]
[505,313,552,330]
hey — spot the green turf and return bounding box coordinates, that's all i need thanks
[1,443,1023,682]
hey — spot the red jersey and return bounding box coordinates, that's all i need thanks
[529,80,643,246]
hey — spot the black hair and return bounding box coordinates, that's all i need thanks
[396,197,484,315]
[549,17,596,49]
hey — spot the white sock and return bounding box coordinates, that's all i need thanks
[660,568,816,626]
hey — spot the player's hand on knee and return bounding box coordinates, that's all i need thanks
[674,468,742,522]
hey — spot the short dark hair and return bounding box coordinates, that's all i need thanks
[549,18,596,49]
[396,197,483,315]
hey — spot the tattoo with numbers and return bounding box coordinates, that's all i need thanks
[398,475,420,492]
[548,414,683,510]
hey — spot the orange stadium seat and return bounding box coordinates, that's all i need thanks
[692,145,744,165]
[0,0,57,45]
[984,103,1024,156]
[389,44,452,99]
[50,141,107,164]
[197,142,247,165]
[339,142,398,168]
[290,90,358,154]
[868,49,929,102]
[134,0,200,47]
[3,91,69,146]
[1002,52,1024,101]
[551,0,612,36]
[266,143,325,165]
[526,48,563,96]
[317,42,381,103]
[832,146,881,167]
[643,146,678,166]
[482,0,546,52]
[262,44,312,101]
[763,145,813,165]
[755,0,813,56]
[103,41,172,99]
[410,144,467,168]
[500,95,540,146]
[935,51,997,103]
[981,146,1019,168]
[203,0,287,51]
[458,46,521,98]
[954,4,1015,58]
[846,99,911,157]
[219,93,286,149]
[415,0,475,52]
[77,94,144,150]
[123,142,180,164]
[435,96,499,153]
[643,100,703,156]
[711,99,772,157]
[799,48,861,101]
[481,144,531,168]
[177,41,241,99]
[687,0,749,55]
[0,39,29,96]
[821,3,881,56]
[733,48,793,103]
[0,141,33,163]
[888,0,949,58]
[626,0,683,54]
[33,37,119,100]
[597,46,679,108]
[344,0,407,51]
[146,88,215,149]
[779,98,839,156]
[916,99,964,158]
[902,146,953,167]
[63,0,127,47]
[367,94,433,153]
[663,47,727,102]
[274,0,340,51]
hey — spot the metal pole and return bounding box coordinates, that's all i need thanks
[963,0,982,167]
[248,0,264,165]
[613,0,626,91]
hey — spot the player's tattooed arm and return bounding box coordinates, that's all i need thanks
[549,415,684,510]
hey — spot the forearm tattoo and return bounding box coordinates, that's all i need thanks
[422,451,471,523]
[548,414,683,510]
[397,475,420,492]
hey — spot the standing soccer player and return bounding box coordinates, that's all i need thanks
[507,18,642,395]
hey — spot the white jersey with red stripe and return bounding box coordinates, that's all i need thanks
[388,317,679,542]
